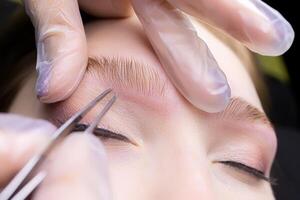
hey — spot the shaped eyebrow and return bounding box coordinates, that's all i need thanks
[215,97,271,126]
[86,57,271,123]
[87,56,167,97]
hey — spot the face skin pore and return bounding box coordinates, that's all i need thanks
[9,16,277,199]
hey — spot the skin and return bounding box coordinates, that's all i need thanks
[24,0,294,114]
[7,16,277,199]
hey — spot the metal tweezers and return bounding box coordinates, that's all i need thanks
[0,89,116,200]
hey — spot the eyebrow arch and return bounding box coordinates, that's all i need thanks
[215,98,272,126]
[87,56,167,97]
[86,57,269,126]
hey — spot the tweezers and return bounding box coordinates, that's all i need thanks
[0,89,116,200]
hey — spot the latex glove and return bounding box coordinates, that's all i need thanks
[0,114,111,200]
[131,0,294,112]
[24,0,294,112]
[23,0,131,103]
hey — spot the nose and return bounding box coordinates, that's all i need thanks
[153,140,216,200]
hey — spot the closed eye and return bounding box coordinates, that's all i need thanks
[73,124,137,146]
[217,161,276,185]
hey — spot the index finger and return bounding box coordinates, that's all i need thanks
[168,0,294,56]
[132,0,231,112]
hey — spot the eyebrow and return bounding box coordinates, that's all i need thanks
[86,56,271,126]
[87,56,167,97]
[215,97,271,126]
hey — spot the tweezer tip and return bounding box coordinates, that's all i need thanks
[85,95,117,134]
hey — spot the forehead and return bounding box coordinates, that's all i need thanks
[84,16,263,111]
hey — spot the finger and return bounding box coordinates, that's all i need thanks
[167,0,294,56]
[33,133,111,200]
[132,0,231,112]
[0,114,54,186]
[79,0,132,17]
[24,0,88,103]
[10,171,47,200]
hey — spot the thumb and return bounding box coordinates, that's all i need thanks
[0,114,55,186]
[24,0,87,103]
[33,133,111,200]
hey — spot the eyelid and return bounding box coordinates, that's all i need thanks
[215,160,276,185]
[208,123,276,175]
[73,123,138,146]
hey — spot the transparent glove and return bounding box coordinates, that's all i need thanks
[23,0,131,103]
[0,114,111,200]
[24,0,294,112]
[131,0,294,112]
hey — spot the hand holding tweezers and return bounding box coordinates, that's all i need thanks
[0,89,116,200]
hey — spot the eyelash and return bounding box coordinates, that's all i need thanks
[73,123,137,145]
[217,161,276,185]
[72,124,274,184]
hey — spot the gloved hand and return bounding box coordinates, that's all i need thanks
[0,114,111,200]
[23,0,294,112]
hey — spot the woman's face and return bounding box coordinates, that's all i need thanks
[10,16,277,199]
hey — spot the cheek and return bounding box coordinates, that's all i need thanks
[212,170,275,200]
[106,147,154,199]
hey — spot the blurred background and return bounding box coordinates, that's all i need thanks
[0,0,299,199]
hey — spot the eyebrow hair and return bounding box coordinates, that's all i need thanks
[86,56,270,126]
[87,56,167,97]
[216,98,271,125]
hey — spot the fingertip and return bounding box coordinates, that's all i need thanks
[132,0,232,113]
[25,0,88,103]
[204,64,231,112]
[271,19,295,56]
[249,20,295,56]
[237,0,295,56]
[36,45,88,103]
[184,68,231,113]
[167,0,295,56]
[240,10,295,56]
[192,84,231,113]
